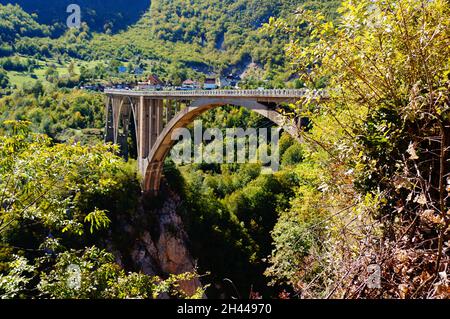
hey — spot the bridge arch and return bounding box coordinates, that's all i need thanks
[143,98,299,193]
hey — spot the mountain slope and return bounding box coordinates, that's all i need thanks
[0,0,339,84]
[0,4,50,42]
[89,0,339,76]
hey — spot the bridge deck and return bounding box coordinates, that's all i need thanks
[104,89,322,99]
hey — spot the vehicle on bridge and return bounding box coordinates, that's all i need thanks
[80,84,105,92]
[203,78,218,90]
[180,79,200,90]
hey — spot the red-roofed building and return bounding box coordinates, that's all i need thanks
[137,74,164,90]
[147,75,163,86]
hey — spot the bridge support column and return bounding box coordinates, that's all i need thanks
[138,96,151,174]
[105,97,115,143]
[106,95,136,160]
[117,102,131,160]
[112,97,123,144]
[150,100,164,146]
[137,98,165,191]
[156,100,164,135]
[164,100,175,125]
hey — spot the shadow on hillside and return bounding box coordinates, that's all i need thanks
[0,0,151,34]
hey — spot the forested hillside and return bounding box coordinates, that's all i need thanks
[0,0,339,84]
[91,0,339,76]
[0,4,50,46]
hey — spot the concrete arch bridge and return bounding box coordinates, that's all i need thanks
[104,89,318,194]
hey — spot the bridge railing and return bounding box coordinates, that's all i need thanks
[104,88,326,99]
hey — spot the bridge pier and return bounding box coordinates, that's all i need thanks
[119,102,132,160]
[105,97,115,143]
[134,97,165,184]
[106,94,173,195]
[164,100,175,125]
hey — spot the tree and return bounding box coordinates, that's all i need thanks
[0,120,119,238]
[0,121,203,299]
[266,0,450,298]
[44,64,59,83]
[281,143,303,166]
[37,247,201,299]
[0,68,9,89]
[28,80,44,97]
[68,61,76,77]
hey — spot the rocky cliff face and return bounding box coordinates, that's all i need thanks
[107,189,202,297]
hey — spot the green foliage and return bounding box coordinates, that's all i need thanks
[266,162,328,290]
[0,120,120,237]
[37,246,200,299]
[44,65,59,83]
[83,209,111,234]
[281,143,304,166]
[1,0,150,34]
[7,0,448,300]
[0,4,50,44]
[0,88,105,140]
[38,247,118,299]
[176,158,300,297]
[225,173,298,250]
[0,255,35,299]
[0,0,341,86]
[180,167,259,298]
[0,68,8,88]
[0,121,202,299]
[266,0,450,298]
[0,56,37,72]
[0,0,356,300]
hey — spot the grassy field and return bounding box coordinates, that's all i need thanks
[5,56,105,88]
